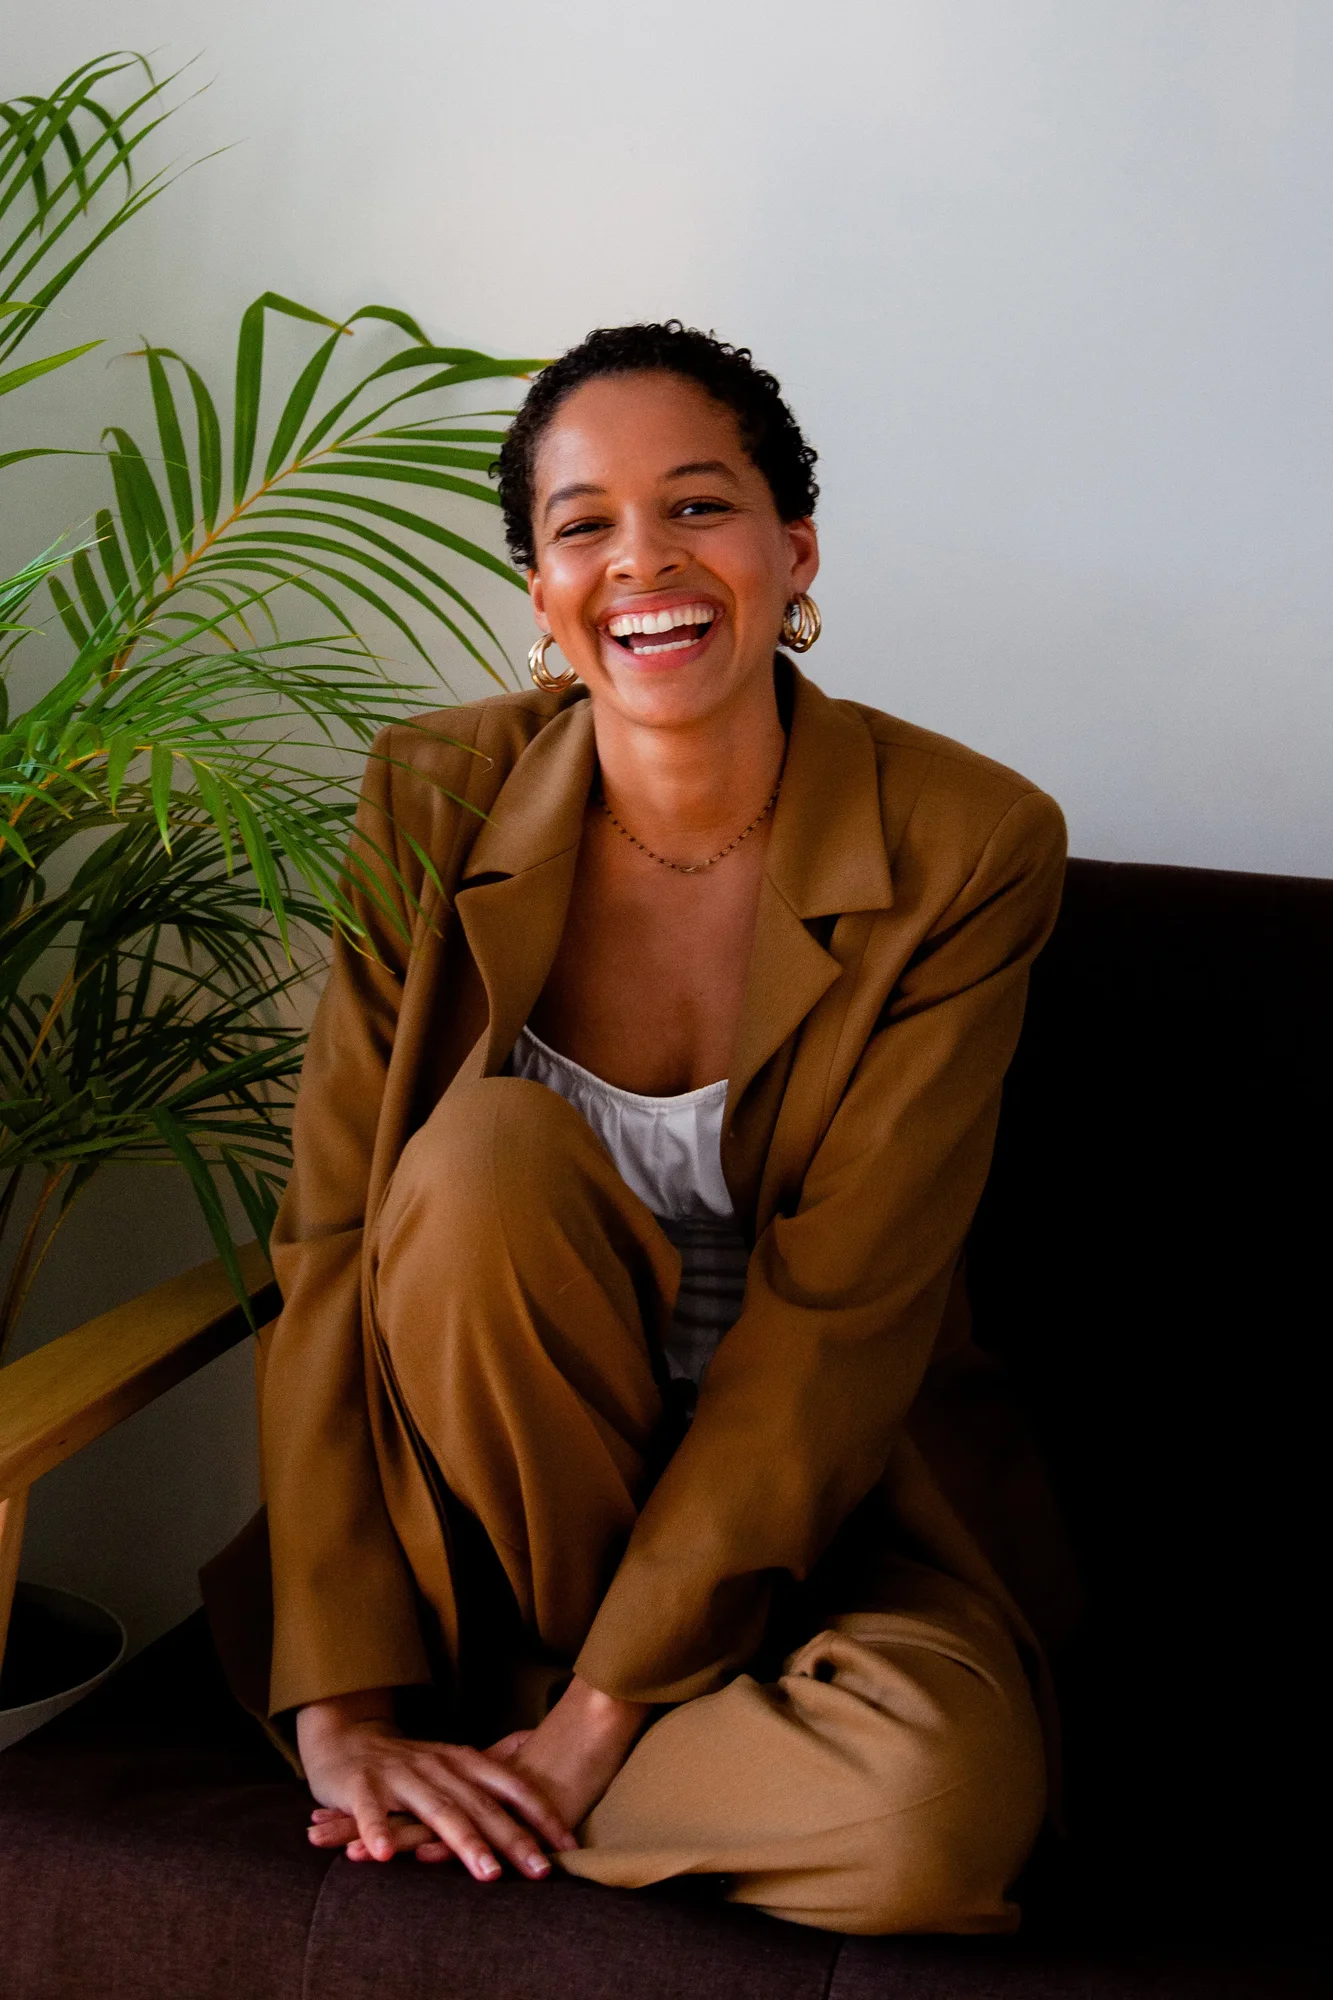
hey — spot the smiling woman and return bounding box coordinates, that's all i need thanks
[207,323,1073,1937]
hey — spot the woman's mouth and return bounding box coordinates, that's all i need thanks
[604,603,718,657]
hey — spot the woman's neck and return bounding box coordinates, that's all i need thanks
[590,675,787,850]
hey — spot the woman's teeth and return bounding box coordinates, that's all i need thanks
[605,604,717,655]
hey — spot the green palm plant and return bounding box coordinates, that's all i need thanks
[1,52,185,443]
[0,58,540,1359]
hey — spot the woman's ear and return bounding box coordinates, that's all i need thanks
[786,518,820,595]
[527,569,550,631]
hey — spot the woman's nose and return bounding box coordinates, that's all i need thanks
[608,513,686,582]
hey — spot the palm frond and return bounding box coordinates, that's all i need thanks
[86,298,540,696]
[0,53,190,391]
[0,64,546,1352]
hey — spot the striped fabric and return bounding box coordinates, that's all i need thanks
[659,1217,750,1387]
[507,1026,750,1393]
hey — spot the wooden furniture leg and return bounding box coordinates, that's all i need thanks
[0,1486,28,1667]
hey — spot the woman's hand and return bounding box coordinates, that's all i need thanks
[298,1689,577,1882]
[304,1678,651,1870]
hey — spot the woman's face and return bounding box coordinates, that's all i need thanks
[527,372,818,731]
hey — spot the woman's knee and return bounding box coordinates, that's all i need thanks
[777,1619,1047,1934]
[377,1075,602,1250]
[405,1076,577,1196]
[831,1724,1044,1934]
[371,1076,672,1397]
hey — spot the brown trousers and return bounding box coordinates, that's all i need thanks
[370,1077,1046,1936]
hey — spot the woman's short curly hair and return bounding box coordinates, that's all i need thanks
[495,321,819,570]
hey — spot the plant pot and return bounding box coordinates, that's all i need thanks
[0,1582,126,1751]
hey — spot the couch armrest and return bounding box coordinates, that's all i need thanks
[0,1240,277,1661]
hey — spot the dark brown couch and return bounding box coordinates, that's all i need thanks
[2,856,1328,1999]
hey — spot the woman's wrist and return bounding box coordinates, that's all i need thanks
[296,1688,399,1763]
[560,1674,653,1746]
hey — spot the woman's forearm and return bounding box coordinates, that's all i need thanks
[502,1673,654,1831]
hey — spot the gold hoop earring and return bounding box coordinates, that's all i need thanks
[528,633,580,692]
[780,593,821,653]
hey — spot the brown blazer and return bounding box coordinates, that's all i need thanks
[255,662,1070,1718]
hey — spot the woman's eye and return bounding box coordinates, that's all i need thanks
[555,518,607,539]
[677,499,731,518]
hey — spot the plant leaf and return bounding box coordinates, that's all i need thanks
[143,345,194,549]
[220,1150,278,1259]
[94,507,133,607]
[263,326,343,480]
[148,742,174,848]
[103,425,173,576]
[0,338,100,398]
[70,547,110,629]
[48,575,89,648]
[148,1108,255,1324]
[233,292,345,504]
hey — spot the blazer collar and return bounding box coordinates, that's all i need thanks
[460,694,597,885]
[451,668,894,1086]
[457,668,892,910]
[452,697,593,1077]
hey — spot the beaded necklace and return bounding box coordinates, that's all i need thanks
[600,781,781,875]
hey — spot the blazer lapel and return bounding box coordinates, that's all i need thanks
[726,667,894,1119]
[453,697,596,1080]
[722,668,895,1224]
[727,879,842,1120]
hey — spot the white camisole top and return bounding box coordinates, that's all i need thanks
[508,1026,749,1389]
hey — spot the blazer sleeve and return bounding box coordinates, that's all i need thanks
[575,786,1068,1705]
[261,729,433,1715]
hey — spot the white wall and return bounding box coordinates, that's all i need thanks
[4,1,1330,1648]
[8,0,1332,874]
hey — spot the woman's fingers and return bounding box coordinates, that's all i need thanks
[345,1819,436,1861]
[309,1807,421,1849]
[488,1729,533,1761]
[398,1775,552,1881]
[414,1838,460,1863]
[308,1810,358,1848]
[348,1794,399,1864]
[396,1793,507,1882]
[310,1801,547,1878]
[310,1810,445,1860]
[302,1737,574,1878]
[455,1746,576,1852]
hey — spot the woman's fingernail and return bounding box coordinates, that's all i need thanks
[477,1856,501,1880]
[525,1856,550,1877]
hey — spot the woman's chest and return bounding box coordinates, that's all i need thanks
[528,824,767,1095]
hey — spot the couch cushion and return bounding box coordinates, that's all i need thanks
[306,1862,837,2000]
[0,1609,324,2000]
[829,1936,1328,1998]
[0,1742,325,2000]
[4,1614,1326,1999]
